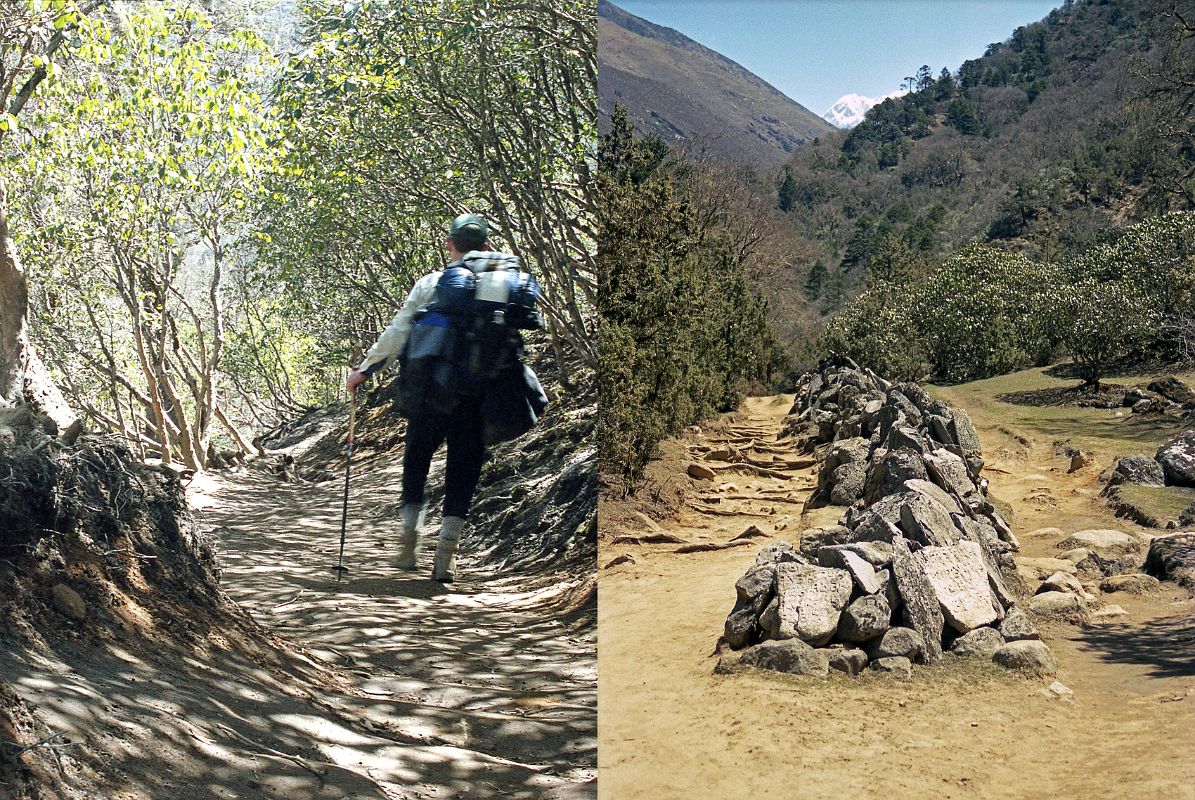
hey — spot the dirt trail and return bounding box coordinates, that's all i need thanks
[599,393,1195,800]
[180,436,597,799]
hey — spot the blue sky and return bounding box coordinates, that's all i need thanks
[615,1,1062,114]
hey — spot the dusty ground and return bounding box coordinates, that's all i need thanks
[1,405,595,800]
[598,371,1195,800]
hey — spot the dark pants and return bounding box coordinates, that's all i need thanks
[401,394,486,519]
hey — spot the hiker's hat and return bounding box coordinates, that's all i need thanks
[449,213,488,239]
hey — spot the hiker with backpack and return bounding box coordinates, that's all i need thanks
[347,214,546,582]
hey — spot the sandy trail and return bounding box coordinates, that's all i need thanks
[598,393,1195,800]
[180,440,595,798]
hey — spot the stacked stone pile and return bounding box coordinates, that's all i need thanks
[721,355,1055,678]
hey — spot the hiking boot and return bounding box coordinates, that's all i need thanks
[397,503,425,570]
[432,516,466,582]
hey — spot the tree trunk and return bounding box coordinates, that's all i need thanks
[0,177,75,428]
[0,177,30,404]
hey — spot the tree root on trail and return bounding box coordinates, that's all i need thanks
[674,541,753,554]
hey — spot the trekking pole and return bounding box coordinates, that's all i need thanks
[333,394,357,582]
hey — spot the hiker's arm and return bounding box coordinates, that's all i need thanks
[355,272,440,378]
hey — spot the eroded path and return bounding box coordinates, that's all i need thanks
[190,433,596,799]
[599,391,1195,800]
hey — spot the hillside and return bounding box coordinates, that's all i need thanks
[778,0,1195,313]
[597,0,833,171]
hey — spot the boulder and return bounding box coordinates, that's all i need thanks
[875,568,901,615]
[863,448,928,505]
[723,563,778,648]
[992,640,1057,677]
[827,647,869,677]
[950,626,1005,659]
[887,389,923,426]
[923,449,977,500]
[948,408,982,453]
[867,627,925,661]
[887,424,928,455]
[1143,532,1195,591]
[870,656,913,679]
[1099,573,1161,594]
[826,436,871,469]
[915,541,999,633]
[837,594,891,643]
[817,548,881,594]
[890,538,944,663]
[1156,429,1195,487]
[899,492,965,548]
[819,541,892,568]
[1057,529,1141,556]
[1105,455,1165,488]
[769,563,854,646]
[952,515,1015,608]
[1148,376,1195,404]
[902,478,964,515]
[51,584,86,622]
[850,511,903,545]
[928,415,955,446]
[737,639,830,678]
[798,525,851,560]
[829,461,868,505]
[998,608,1039,641]
[687,462,716,481]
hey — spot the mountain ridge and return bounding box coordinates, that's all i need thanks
[598,0,832,170]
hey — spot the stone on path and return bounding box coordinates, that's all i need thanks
[993,640,1057,677]
[915,541,997,633]
[687,462,716,480]
[737,639,830,678]
[769,563,853,646]
[1057,529,1141,556]
[890,537,945,663]
[1088,605,1130,624]
[1042,681,1074,702]
[1037,571,1085,596]
[1029,591,1086,618]
[1099,573,1160,594]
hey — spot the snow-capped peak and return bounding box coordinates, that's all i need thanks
[822,91,907,129]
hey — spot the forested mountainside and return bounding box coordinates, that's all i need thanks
[777,0,1194,313]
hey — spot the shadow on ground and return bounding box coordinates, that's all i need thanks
[1075,614,1195,679]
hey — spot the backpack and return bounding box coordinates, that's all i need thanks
[395,253,543,422]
